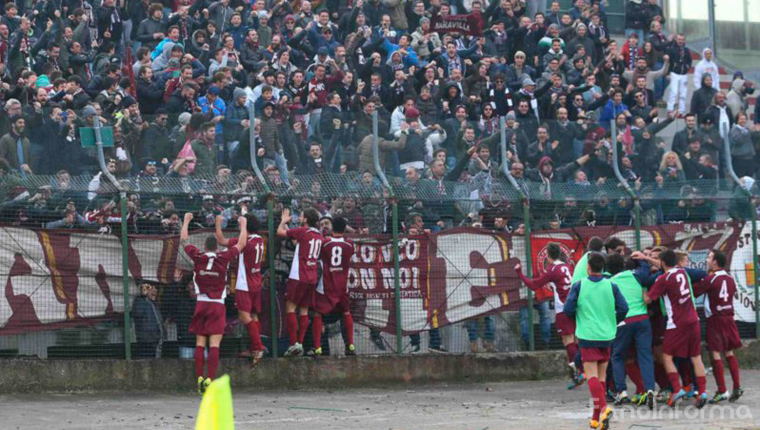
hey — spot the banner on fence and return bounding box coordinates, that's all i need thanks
[0,223,756,336]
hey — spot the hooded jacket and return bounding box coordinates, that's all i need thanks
[726,78,747,115]
[690,74,718,122]
[151,41,176,72]
[693,48,720,90]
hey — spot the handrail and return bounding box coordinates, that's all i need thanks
[500,115,534,351]
[723,121,760,338]
[248,104,272,195]
[611,119,641,250]
[499,116,526,200]
[93,115,130,360]
[371,111,394,197]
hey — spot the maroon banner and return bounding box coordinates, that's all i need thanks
[427,12,483,36]
[0,223,756,336]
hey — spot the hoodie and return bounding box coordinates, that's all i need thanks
[693,48,720,90]
[152,42,176,72]
[726,78,746,115]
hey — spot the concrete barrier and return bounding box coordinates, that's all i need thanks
[1,340,757,393]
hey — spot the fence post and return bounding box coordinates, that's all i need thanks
[248,104,278,358]
[500,117,534,351]
[92,116,131,359]
[371,111,403,354]
[611,120,641,250]
[722,123,760,337]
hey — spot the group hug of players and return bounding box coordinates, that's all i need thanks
[516,237,745,430]
[179,207,354,395]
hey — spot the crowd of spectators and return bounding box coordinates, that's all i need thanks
[0,0,758,234]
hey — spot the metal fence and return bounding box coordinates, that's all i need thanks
[0,114,758,360]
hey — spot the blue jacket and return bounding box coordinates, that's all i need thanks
[599,100,629,129]
[382,38,419,68]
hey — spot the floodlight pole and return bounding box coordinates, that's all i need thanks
[93,116,131,360]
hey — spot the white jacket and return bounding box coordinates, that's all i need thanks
[693,48,720,90]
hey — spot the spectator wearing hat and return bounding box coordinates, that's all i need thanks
[512,76,552,121]
[410,17,441,61]
[726,71,755,116]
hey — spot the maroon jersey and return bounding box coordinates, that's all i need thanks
[696,270,736,318]
[648,267,699,330]
[229,234,265,293]
[185,244,239,301]
[286,227,324,284]
[517,262,573,313]
[317,237,355,298]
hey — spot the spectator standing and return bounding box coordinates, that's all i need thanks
[729,113,756,178]
[665,34,692,115]
[132,282,166,358]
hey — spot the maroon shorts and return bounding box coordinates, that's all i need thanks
[285,279,316,308]
[650,313,665,346]
[314,292,350,315]
[555,312,576,337]
[189,301,226,336]
[235,289,262,315]
[581,347,611,363]
[663,321,702,358]
[706,316,742,352]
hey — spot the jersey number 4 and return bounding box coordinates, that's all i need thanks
[719,280,729,302]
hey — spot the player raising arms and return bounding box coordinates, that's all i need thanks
[693,249,744,403]
[310,216,356,356]
[644,250,709,408]
[515,242,583,388]
[564,252,629,430]
[215,214,267,365]
[277,207,324,357]
[181,212,247,395]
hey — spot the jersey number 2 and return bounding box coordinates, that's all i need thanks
[676,273,689,297]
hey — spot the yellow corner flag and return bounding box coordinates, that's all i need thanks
[196,375,235,430]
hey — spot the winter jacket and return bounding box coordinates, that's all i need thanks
[730,124,755,158]
[693,48,720,90]
[410,29,441,59]
[690,75,718,122]
[136,16,167,51]
[258,116,282,158]
[358,133,407,175]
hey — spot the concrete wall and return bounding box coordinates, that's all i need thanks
[1,340,757,393]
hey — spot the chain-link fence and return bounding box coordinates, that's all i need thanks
[0,161,758,360]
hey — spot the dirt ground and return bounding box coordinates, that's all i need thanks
[1,370,759,430]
